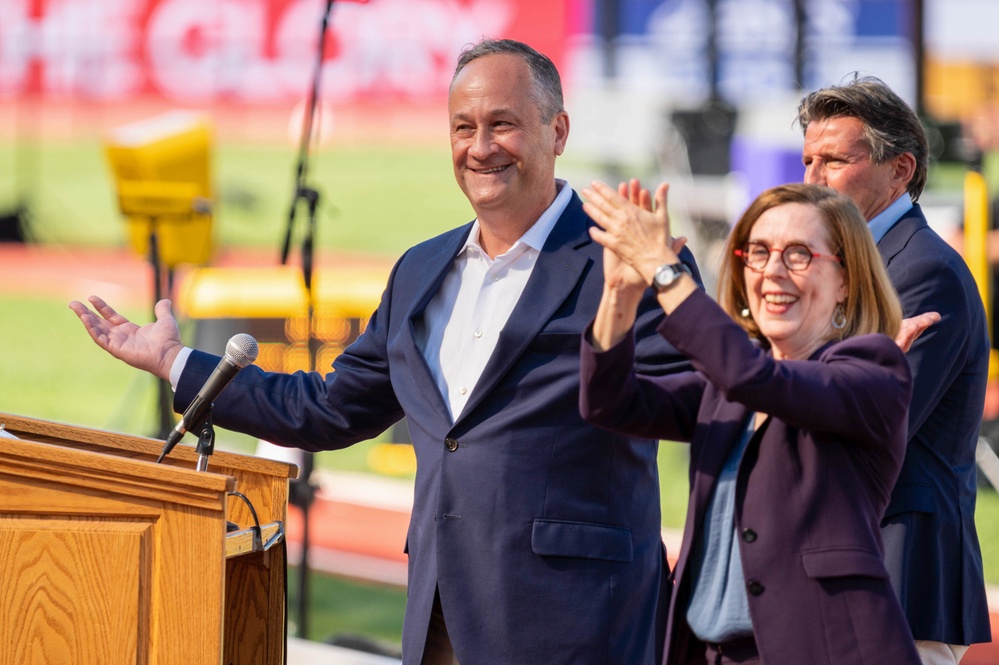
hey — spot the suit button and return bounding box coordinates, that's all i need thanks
[746,580,765,596]
[742,528,757,543]
[445,438,459,452]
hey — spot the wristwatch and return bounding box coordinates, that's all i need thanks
[651,262,691,293]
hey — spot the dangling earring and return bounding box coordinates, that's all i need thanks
[831,303,847,330]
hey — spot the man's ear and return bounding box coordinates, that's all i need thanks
[892,152,917,189]
[553,111,569,157]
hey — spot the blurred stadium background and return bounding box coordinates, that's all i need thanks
[3,0,999,660]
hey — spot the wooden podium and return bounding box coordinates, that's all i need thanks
[0,412,298,665]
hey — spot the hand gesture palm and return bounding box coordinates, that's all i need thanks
[68,296,183,380]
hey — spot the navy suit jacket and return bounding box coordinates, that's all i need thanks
[580,289,920,665]
[877,203,991,645]
[176,192,699,664]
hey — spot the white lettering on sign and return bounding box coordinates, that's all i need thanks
[0,0,516,103]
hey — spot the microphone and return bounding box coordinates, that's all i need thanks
[156,333,259,463]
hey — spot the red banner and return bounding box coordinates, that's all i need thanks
[0,0,568,104]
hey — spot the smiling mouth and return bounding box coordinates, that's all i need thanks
[763,294,798,312]
[472,165,510,175]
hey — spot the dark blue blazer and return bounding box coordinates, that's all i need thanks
[581,289,920,665]
[176,192,699,664]
[877,203,992,645]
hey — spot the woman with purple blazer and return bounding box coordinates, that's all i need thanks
[579,182,921,664]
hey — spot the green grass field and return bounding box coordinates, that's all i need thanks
[287,567,407,648]
[2,138,473,254]
[1,134,996,648]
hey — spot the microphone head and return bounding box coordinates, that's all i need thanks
[224,333,259,368]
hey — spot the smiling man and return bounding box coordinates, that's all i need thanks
[71,39,700,665]
[448,47,568,253]
[798,78,991,665]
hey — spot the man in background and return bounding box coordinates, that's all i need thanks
[798,77,991,664]
[71,39,699,665]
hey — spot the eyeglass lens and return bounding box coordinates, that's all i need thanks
[742,243,813,271]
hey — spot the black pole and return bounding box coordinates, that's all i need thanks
[149,219,174,440]
[793,0,806,90]
[599,0,619,80]
[281,0,335,641]
[280,0,334,267]
[706,0,719,100]
[294,186,320,640]
[912,0,926,118]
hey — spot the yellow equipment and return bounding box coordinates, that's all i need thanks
[104,110,214,267]
[964,169,999,379]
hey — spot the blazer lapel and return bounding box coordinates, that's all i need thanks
[401,224,474,422]
[877,204,927,268]
[675,399,752,572]
[454,195,593,425]
[688,403,751,506]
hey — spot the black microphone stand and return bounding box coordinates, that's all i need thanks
[193,407,217,472]
[279,0,337,641]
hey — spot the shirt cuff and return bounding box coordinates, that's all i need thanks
[169,347,194,391]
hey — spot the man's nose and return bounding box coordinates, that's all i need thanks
[803,164,824,185]
[469,129,496,158]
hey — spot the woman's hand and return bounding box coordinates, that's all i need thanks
[585,179,694,351]
[895,311,941,353]
[595,180,650,292]
[583,179,686,285]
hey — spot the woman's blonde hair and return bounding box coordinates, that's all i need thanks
[718,183,902,346]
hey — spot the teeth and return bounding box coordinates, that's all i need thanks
[478,165,507,174]
[764,294,797,304]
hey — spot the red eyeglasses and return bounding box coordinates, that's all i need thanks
[735,243,842,272]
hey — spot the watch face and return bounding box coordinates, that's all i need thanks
[655,265,676,286]
[654,264,684,291]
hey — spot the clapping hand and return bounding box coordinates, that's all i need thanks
[583,179,686,288]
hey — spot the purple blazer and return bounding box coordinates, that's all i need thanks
[580,289,920,665]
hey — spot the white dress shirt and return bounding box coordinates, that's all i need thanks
[417,180,571,421]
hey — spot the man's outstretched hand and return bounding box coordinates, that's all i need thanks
[68,296,184,381]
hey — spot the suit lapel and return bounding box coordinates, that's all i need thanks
[454,195,593,425]
[877,204,927,268]
[401,224,474,423]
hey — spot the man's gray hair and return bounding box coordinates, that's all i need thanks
[451,38,564,123]
[797,76,928,200]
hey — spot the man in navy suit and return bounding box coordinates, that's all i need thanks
[71,39,699,664]
[798,78,991,664]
